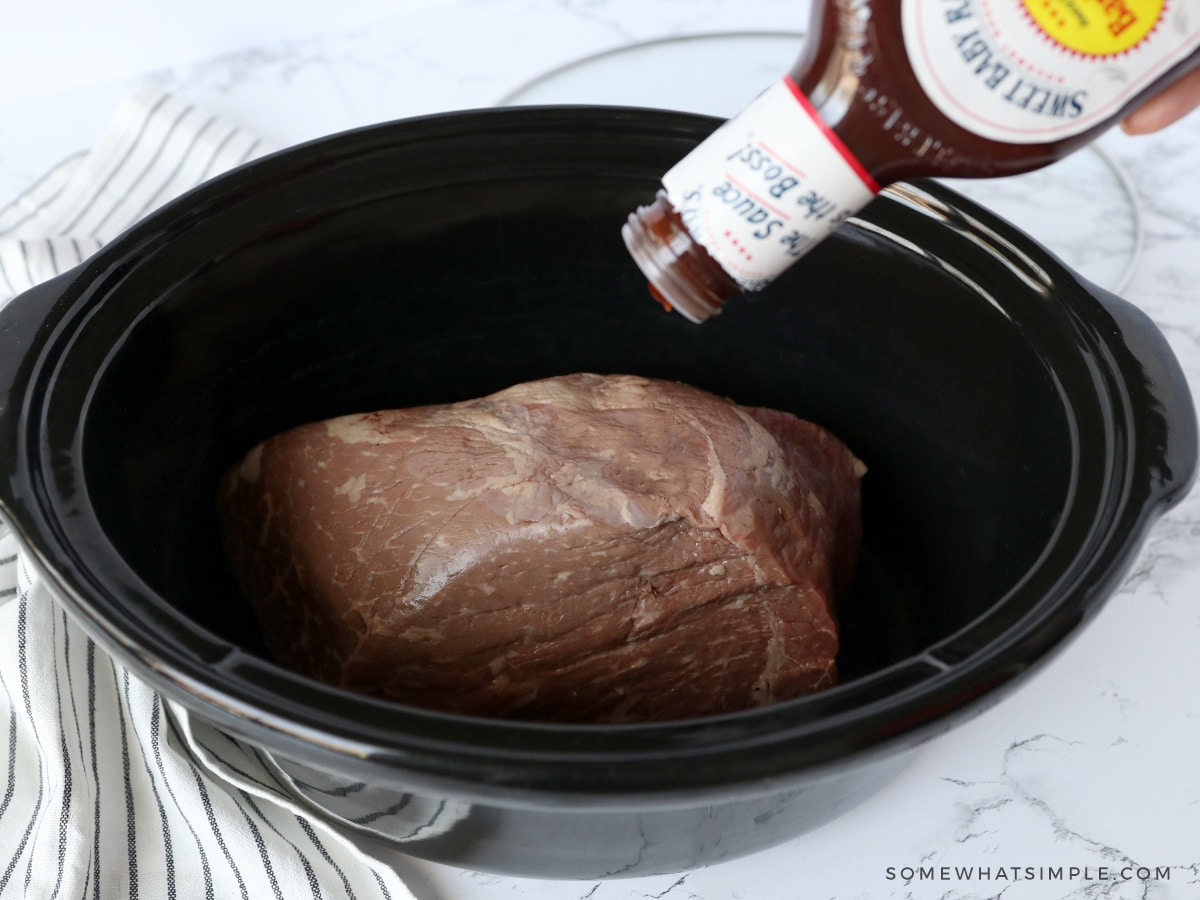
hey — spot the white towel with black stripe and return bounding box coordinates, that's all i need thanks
[0,83,268,300]
[0,82,415,900]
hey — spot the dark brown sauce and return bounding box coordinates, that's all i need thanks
[624,0,1200,319]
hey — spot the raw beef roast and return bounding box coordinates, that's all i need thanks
[218,373,864,722]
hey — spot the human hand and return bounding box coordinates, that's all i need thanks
[1122,66,1200,134]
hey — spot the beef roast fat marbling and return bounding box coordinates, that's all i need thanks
[218,373,864,723]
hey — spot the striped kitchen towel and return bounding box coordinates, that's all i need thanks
[0,83,414,900]
[0,82,269,302]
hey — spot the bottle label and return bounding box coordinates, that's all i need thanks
[660,77,879,291]
[903,0,1200,143]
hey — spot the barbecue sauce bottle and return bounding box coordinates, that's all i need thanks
[623,0,1200,322]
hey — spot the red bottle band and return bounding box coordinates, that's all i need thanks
[661,77,879,291]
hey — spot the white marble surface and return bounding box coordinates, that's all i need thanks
[3,1,1199,898]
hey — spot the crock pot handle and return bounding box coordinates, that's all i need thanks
[1089,281,1200,508]
[0,271,78,499]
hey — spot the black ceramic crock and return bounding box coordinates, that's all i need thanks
[0,106,1195,879]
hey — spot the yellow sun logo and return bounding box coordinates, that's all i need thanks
[1021,0,1167,56]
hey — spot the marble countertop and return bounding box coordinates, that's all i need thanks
[3,1,1198,897]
